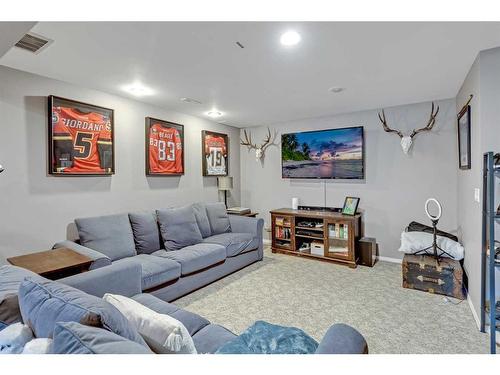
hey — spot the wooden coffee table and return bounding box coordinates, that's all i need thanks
[7,248,92,280]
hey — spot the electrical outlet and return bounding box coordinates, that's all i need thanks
[474,188,481,203]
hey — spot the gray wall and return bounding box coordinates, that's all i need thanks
[457,47,500,322]
[240,99,459,260]
[0,66,241,263]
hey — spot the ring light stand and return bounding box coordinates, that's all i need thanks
[412,198,453,261]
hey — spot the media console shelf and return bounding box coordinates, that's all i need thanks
[270,208,362,268]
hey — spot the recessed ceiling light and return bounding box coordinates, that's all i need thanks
[123,82,153,97]
[329,87,345,93]
[280,31,301,46]
[180,97,202,104]
[206,110,223,118]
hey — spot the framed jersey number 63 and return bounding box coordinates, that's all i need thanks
[48,95,115,176]
[145,117,185,176]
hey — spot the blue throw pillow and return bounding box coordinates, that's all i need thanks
[18,278,146,347]
[53,322,152,354]
[157,206,203,251]
[0,321,8,332]
[215,321,318,354]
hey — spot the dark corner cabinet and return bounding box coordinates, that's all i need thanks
[270,208,362,268]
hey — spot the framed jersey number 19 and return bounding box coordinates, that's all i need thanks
[202,130,228,176]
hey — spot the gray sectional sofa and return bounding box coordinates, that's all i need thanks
[1,263,368,354]
[53,202,264,302]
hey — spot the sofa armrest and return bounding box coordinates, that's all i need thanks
[53,240,111,270]
[228,216,264,260]
[58,261,142,298]
[315,324,368,354]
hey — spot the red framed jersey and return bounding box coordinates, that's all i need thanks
[51,105,113,174]
[147,120,184,175]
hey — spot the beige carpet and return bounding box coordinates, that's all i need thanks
[175,247,489,353]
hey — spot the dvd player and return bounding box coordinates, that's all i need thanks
[297,205,341,213]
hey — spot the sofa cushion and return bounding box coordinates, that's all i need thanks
[131,293,210,337]
[192,324,237,354]
[152,243,226,275]
[0,265,46,325]
[203,232,258,257]
[75,214,136,261]
[18,278,146,346]
[114,254,181,290]
[192,202,212,238]
[129,212,162,254]
[53,322,152,354]
[157,206,203,251]
[206,202,231,235]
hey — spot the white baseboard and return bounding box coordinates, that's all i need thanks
[378,256,403,264]
[467,293,481,330]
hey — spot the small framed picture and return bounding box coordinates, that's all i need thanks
[457,105,471,170]
[48,95,114,176]
[202,130,228,176]
[145,117,184,176]
[342,197,360,216]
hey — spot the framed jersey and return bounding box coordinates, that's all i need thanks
[202,130,228,176]
[145,117,184,176]
[48,96,115,176]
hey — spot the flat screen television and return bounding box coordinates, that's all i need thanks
[281,126,364,179]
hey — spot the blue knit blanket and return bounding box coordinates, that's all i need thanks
[215,320,318,354]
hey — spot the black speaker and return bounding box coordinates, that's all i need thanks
[358,237,377,267]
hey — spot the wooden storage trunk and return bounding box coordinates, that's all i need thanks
[402,254,465,300]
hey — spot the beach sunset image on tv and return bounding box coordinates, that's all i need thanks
[281,126,364,179]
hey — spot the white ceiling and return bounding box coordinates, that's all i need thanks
[2,22,500,128]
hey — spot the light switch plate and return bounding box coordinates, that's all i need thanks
[474,188,481,203]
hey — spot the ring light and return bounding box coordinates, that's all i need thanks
[425,198,442,221]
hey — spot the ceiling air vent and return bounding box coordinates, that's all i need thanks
[15,33,52,54]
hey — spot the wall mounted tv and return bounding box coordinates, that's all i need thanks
[281,126,364,179]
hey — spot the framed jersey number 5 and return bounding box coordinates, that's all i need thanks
[48,95,115,176]
[202,130,228,176]
[145,117,185,176]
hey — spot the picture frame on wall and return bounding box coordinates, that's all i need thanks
[342,197,360,216]
[457,105,471,170]
[145,117,184,176]
[202,130,229,176]
[48,95,114,176]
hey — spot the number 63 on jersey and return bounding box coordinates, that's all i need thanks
[146,117,184,176]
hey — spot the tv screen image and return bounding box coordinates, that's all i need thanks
[281,126,364,179]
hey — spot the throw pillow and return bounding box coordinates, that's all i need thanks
[215,320,318,354]
[18,278,146,346]
[103,293,197,354]
[129,211,163,254]
[157,206,203,251]
[53,322,152,354]
[75,213,137,261]
[205,202,231,235]
[192,202,212,238]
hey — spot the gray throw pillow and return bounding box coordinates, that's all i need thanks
[192,202,211,238]
[129,212,162,254]
[53,322,153,354]
[18,278,146,346]
[156,206,203,251]
[0,265,45,325]
[75,214,137,261]
[206,202,231,235]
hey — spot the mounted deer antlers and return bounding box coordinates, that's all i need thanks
[378,102,439,154]
[240,127,277,161]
